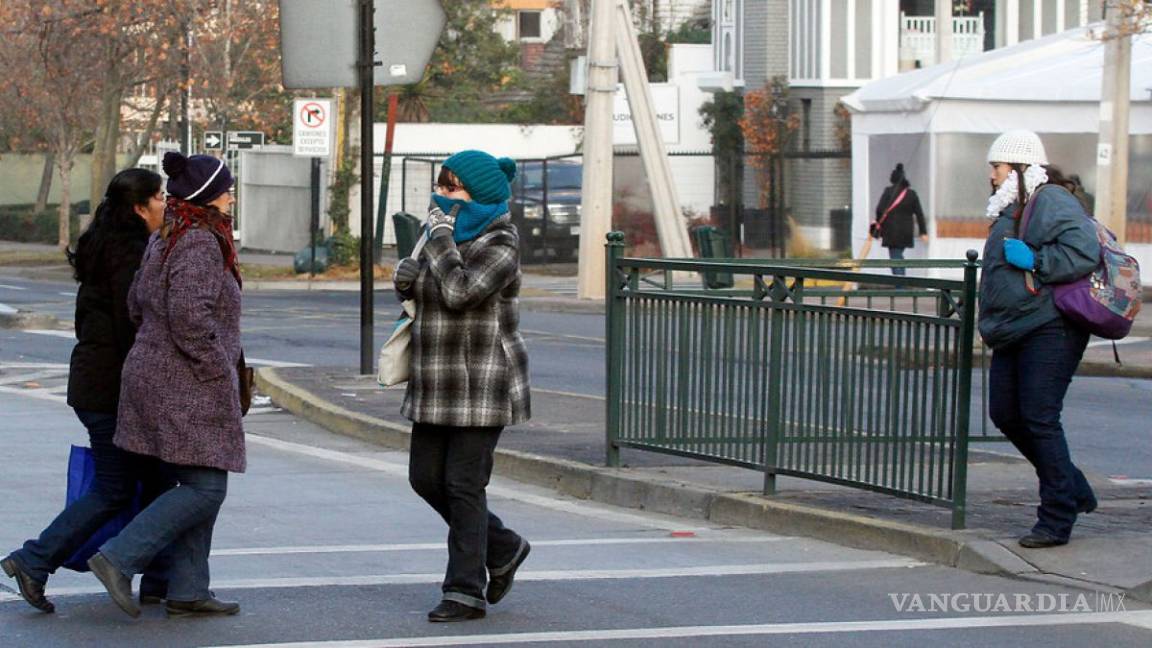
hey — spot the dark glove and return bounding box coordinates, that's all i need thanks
[428,204,459,239]
[1003,238,1035,271]
[393,257,419,291]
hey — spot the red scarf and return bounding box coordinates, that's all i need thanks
[162,197,241,287]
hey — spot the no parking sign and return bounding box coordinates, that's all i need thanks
[293,98,333,157]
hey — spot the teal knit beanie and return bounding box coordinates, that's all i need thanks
[442,150,517,205]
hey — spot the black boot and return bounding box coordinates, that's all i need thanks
[87,552,140,618]
[165,597,240,618]
[427,600,485,622]
[1,556,54,613]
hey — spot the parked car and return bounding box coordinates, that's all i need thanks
[509,160,582,263]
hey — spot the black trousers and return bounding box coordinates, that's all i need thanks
[408,423,523,609]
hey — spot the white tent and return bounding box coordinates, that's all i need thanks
[843,24,1152,279]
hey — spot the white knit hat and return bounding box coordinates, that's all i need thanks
[987,130,1048,166]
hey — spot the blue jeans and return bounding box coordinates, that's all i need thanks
[7,410,173,595]
[408,424,523,609]
[989,318,1094,541]
[99,465,228,602]
[887,246,907,276]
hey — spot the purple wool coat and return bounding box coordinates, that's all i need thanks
[115,228,246,473]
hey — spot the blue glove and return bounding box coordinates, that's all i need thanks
[1003,238,1035,271]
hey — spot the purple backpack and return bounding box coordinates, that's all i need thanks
[1021,186,1142,340]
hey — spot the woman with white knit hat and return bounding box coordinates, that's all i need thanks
[979,130,1101,549]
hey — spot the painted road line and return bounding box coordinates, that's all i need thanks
[1087,336,1149,348]
[0,284,27,291]
[210,536,791,557]
[202,611,1152,648]
[0,303,17,315]
[532,387,605,401]
[58,291,77,297]
[0,362,70,370]
[0,559,923,603]
[246,357,312,368]
[246,434,713,533]
[0,370,66,386]
[520,329,606,344]
[1109,477,1152,487]
[23,329,74,339]
[0,385,67,405]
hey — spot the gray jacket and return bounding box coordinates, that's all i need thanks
[396,216,531,428]
[115,228,246,472]
[978,185,1100,350]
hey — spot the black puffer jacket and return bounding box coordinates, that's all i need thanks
[66,234,147,413]
[874,185,927,249]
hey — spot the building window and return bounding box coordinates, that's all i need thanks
[518,11,542,39]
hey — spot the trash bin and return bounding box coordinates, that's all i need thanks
[693,226,734,289]
[829,208,852,254]
[392,212,423,259]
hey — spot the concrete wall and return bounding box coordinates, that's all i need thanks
[0,154,105,207]
[239,146,330,253]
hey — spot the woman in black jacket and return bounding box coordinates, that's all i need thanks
[872,164,928,276]
[1,169,173,613]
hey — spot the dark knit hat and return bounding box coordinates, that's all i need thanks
[162,152,234,205]
[442,150,517,205]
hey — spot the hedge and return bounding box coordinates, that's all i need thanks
[0,202,88,244]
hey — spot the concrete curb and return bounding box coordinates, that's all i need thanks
[255,368,1049,581]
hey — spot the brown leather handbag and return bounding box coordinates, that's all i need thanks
[237,350,254,416]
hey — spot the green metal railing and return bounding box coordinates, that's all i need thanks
[604,233,982,529]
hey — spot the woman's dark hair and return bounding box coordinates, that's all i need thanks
[67,168,161,283]
[436,166,463,192]
[889,163,908,188]
[1042,165,1076,192]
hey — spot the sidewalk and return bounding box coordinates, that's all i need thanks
[256,366,1152,605]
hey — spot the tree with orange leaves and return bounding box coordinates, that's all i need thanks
[738,77,799,209]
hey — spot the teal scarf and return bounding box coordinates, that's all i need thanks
[431,194,507,243]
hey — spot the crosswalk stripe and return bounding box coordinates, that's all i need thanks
[23,329,74,339]
[0,385,67,404]
[202,611,1152,648]
[210,536,790,557]
[0,559,922,603]
[245,434,712,533]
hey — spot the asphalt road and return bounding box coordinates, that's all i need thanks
[2,275,1150,482]
[1,383,1150,647]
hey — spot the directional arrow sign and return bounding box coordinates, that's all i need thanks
[204,131,223,151]
[280,0,446,88]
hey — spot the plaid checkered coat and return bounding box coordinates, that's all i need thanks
[396,215,531,428]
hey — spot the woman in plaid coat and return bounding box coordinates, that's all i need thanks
[393,150,531,623]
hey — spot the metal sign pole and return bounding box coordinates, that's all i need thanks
[358,0,376,375]
[310,157,321,278]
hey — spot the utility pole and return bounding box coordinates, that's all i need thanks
[614,0,692,263]
[1093,1,1131,244]
[935,0,954,65]
[577,0,617,300]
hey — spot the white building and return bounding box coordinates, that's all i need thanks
[707,0,1105,250]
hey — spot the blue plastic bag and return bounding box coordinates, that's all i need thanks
[61,445,141,572]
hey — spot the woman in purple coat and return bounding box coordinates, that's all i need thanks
[86,152,245,619]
